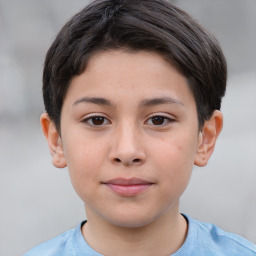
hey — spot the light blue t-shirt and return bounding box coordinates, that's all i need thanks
[23,215,256,255]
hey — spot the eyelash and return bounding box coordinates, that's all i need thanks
[81,114,175,127]
[145,115,175,127]
[82,115,111,127]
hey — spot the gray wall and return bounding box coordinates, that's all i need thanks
[0,0,255,255]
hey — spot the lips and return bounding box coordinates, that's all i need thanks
[102,178,154,197]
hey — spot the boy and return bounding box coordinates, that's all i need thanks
[24,0,256,255]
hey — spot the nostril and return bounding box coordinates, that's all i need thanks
[114,158,121,163]
[133,159,141,163]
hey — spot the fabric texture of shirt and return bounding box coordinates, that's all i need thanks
[23,214,256,256]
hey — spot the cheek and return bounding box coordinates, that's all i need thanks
[64,136,106,167]
[152,134,197,186]
[154,135,197,167]
[63,138,107,195]
[154,143,194,204]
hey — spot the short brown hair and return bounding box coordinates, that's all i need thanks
[43,0,227,132]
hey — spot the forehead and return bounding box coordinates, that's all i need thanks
[87,49,178,78]
[65,49,195,109]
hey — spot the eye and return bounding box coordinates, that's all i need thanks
[146,115,174,126]
[83,115,110,126]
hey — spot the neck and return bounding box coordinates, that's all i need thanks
[82,206,188,256]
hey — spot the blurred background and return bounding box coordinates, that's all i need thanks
[0,0,255,255]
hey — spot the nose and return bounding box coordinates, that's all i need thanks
[109,124,146,166]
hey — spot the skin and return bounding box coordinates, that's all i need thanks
[41,50,223,256]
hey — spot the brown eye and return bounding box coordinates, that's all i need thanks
[91,116,105,125]
[146,115,174,126]
[83,116,110,126]
[151,116,165,125]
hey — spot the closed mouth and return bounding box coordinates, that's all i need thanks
[102,177,154,196]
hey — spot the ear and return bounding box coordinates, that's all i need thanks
[194,110,223,167]
[40,113,67,168]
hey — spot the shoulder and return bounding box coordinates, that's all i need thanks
[185,215,256,255]
[23,228,76,256]
[23,220,104,256]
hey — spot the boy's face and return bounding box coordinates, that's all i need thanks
[43,50,219,228]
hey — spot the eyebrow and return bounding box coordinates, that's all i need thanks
[139,97,184,107]
[73,96,184,108]
[73,97,114,107]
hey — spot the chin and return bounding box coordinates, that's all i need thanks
[104,210,160,229]
[111,218,152,229]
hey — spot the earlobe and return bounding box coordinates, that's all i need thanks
[40,113,67,168]
[194,110,223,167]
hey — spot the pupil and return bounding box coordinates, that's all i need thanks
[92,117,104,125]
[152,116,164,125]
